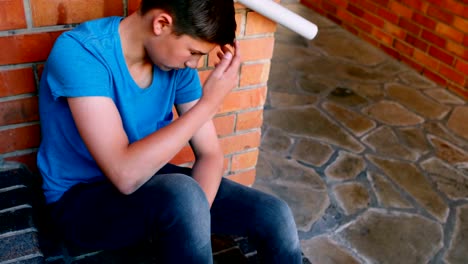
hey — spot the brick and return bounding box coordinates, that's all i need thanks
[30,0,124,27]
[238,37,275,62]
[361,34,380,47]
[170,145,194,165]
[326,14,342,26]
[363,11,385,28]
[219,130,261,155]
[389,1,413,19]
[329,0,348,8]
[442,0,467,18]
[322,1,338,14]
[235,12,243,37]
[435,23,464,43]
[0,97,39,126]
[394,39,414,56]
[245,12,277,35]
[0,124,41,154]
[372,29,393,46]
[446,40,468,61]
[336,8,355,24]
[219,86,267,114]
[347,4,365,17]
[0,32,63,65]
[401,0,424,10]
[0,0,27,31]
[383,22,406,39]
[354,18,373,33]
[0,231,41,262]
[377,8,399,24]
[405,34,428,51]
[426,4,454,24]
[231,150,259,171]
[213,114,235,136]
[413,49,440,69]
[423,68,447,86]
[412,12,437,30]
[421,29,446,48]
[439,65,465,86]
[455,59,468,76]
[226,169,255,186]
[354,0,378,12]
[399,18,421,35]
[372,0,390,7]
[453,16,468,34]
[128,0,141,14]
[429,46,454,65]
[447,83,468,99]
[236,109,263,131]
[379,44,401,60]
[0,68,36,97]
[400,55,424,72]
[239,62,270,87]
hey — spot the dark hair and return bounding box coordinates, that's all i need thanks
[140,0,236,46]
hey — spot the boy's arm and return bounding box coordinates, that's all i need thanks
[67,43,240,195]
[176,100,224,207]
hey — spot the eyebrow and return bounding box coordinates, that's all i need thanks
[190,49,208,55]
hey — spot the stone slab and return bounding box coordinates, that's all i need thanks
[325,151,366,181]
[337,209,443,264]
[301,236,361,264]
[387,84,450,119]
[368,155,449,222]
[420,157,468,201]
[264,106,365,153]
[323,102,376,137]
[332,182,370,215]
[363,126,419,161]
[444,204,468,264]
[362,101,424,126]
[290,138,334,167]
[367,171,412,209]
[447,106,468,141]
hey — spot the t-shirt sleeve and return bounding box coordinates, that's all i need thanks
[45,33,112,100]
[174,68,202,105]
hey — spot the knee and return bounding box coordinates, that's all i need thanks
[255,195,298,242]
[141,174,210,218]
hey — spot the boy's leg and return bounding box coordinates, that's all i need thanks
[49,169,212,263]
[211,178,303,264]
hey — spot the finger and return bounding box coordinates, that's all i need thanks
[211,50,233,77]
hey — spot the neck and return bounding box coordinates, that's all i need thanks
[119,13,151,67]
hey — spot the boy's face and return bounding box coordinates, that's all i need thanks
[145,32,216,71]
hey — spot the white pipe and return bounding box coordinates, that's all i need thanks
[237,0,318,40]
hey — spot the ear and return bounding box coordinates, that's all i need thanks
[151,12,173,36]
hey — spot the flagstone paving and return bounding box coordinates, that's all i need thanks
[253,2,468,263]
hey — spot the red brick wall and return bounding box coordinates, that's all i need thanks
[0,0,277,186]
[301,0,467,98]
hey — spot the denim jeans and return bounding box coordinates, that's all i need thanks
[49,164,302,263]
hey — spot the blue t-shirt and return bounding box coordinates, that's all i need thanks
[37,17,202,204]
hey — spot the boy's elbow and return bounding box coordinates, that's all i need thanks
[107,169,141,195]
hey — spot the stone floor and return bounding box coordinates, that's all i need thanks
[253,3,468,264]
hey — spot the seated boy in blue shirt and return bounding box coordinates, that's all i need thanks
[38,0,302,262]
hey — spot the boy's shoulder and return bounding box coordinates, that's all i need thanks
[61,16,122,44]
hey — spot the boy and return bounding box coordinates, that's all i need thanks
[38,0,302,263]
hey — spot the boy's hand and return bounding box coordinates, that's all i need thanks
[200,41,241,111]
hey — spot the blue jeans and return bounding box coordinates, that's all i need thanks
[49,164,302,263]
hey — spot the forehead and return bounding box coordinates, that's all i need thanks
[176,34,217,53]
